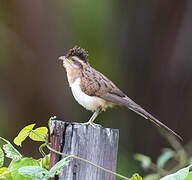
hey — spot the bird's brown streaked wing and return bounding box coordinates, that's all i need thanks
[80,67,126,97]
[101,93,182,141]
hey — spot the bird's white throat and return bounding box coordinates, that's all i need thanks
[70,78,110,112]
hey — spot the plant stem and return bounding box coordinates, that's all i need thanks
[39,143,46,157]
[46,144,129,180]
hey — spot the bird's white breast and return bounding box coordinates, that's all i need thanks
[70,78,109,111]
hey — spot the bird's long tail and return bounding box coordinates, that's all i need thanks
[101,94,182,141]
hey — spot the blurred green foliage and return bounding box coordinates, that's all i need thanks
[135,142,192,179]
[0,0,192,178]
[117,149,141,179]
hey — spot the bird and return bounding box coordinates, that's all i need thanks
[59,46,182,141]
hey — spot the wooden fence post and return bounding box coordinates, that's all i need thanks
[49,120,119,180]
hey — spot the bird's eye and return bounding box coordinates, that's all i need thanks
[71,58,75,62]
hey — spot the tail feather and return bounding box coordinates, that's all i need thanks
[101,94,182,141]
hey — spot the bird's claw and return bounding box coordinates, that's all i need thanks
[82,121,101,128]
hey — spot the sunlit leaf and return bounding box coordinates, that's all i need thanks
[160,165,192,180]
[0,147,4,167]
[157,149,174,168]
[9,157,39,180]
[130,173,142,180]
[134,154,151,170]
[0,167,12,179]
[184,172,192,180]
[18,166,50,180]
[49,157,69,177]
[0,167,7,174]
[0,167,8,179]
[14,124,36,146]
[29,127,48,142]
[0,137,22,160]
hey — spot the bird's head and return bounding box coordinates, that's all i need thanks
[59,46,89,70]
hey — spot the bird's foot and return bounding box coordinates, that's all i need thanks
[82,121,101,128]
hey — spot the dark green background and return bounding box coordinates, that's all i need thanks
[0,0,191,178]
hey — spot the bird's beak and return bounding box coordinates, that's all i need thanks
[58,56,66,61]
[58,56,71,63]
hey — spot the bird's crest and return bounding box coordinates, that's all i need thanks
[66,46,88,63]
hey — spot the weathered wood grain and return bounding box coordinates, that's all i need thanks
[49,120,119,180]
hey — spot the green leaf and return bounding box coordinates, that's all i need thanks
[144,173,160,180]
[0,167,12,179]
[49,157,69,177]
[184,172,192,180]
[160,165,192,180]
[9,157,39,180]
[29,127,48,142]
[0,137,22,160]
[130,173,142,180]
[0,147,4,167]
[41,155,50,170]
[36,155,50,170]
[18,166,50,180]
[0,167,7,174]
[134,154,151,170]
[3,144,22,160]
[157,149,174,168]
[18,156,68,180]
[14,124,36,146]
